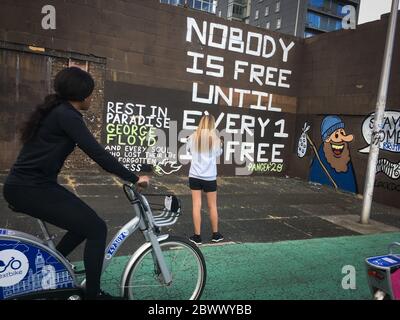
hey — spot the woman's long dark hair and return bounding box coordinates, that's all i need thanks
[20,67,95,143]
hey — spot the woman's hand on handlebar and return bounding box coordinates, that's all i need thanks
[136,175,150,191]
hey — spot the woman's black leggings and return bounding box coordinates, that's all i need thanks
[3,183,107,299]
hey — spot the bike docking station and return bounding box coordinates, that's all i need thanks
[365,242,400,300]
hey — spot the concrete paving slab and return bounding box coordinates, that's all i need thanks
[372,213,400,229]
[318,215,400,235]
[282,216,358,238]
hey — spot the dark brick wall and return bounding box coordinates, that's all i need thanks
[298,14,400,115]
[0,0,399,207]
[0,47,105,170]
[0,0,302,95]
[291,13,400,208]
[0,0,302,173]
[0,0,396,112]
[0,50,52,168]
[60,60,106,171]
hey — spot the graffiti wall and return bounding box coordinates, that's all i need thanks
[102,16,299,176]
[103,82,297,176]
[296,115,357,193]
[292,111,400,207]
[362,111,400,207]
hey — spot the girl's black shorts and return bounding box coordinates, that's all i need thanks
[189,177,217,193]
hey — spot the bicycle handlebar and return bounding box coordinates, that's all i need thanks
[126,180,149,192]
[124,181,148,202]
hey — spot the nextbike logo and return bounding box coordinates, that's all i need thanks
[106,231,129,259]
[0,229,15,235]
[0,249,29,287]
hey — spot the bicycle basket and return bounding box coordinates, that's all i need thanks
[144,194,182,227]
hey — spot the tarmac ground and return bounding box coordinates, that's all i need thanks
[1,172,400,300]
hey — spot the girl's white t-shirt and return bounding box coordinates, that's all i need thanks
[186,134,223,181]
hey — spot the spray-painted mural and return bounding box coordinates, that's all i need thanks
[359,111,400,155]
[360,111,400,196]
[298,116,357,193]
[1,1,399,208]
[102,16,299,176]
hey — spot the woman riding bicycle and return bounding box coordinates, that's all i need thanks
[2,67,149,300]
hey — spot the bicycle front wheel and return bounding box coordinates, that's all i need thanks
[123,236,206,300]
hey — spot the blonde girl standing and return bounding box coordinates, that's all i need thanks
[186,114,223,245]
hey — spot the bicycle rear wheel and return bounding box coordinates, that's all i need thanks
[123,236,206,300]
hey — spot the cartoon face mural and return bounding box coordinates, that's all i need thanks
[323,125,354,173]
[308,116,358,193]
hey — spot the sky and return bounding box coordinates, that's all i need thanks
[358,0,400,24]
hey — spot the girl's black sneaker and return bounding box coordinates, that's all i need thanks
[189,234,202,245]
[211,232,224,243]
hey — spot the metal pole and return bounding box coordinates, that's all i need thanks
[294,0,301,37]
[361,0,399,224]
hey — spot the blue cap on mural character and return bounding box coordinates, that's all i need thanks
[321,115,345,141]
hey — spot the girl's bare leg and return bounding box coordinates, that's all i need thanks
[191,190,202,235]
[206,191,219,233]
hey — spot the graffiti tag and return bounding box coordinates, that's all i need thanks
[247,163,284,173]
[376,158,400,180]
[359,111,400,154]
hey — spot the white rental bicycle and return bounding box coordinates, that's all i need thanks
[0,183,207,300]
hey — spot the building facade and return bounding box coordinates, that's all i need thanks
[215,0,360,38]
[160,0,218,14]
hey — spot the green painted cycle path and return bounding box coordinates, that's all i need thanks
[78,232,400,300]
